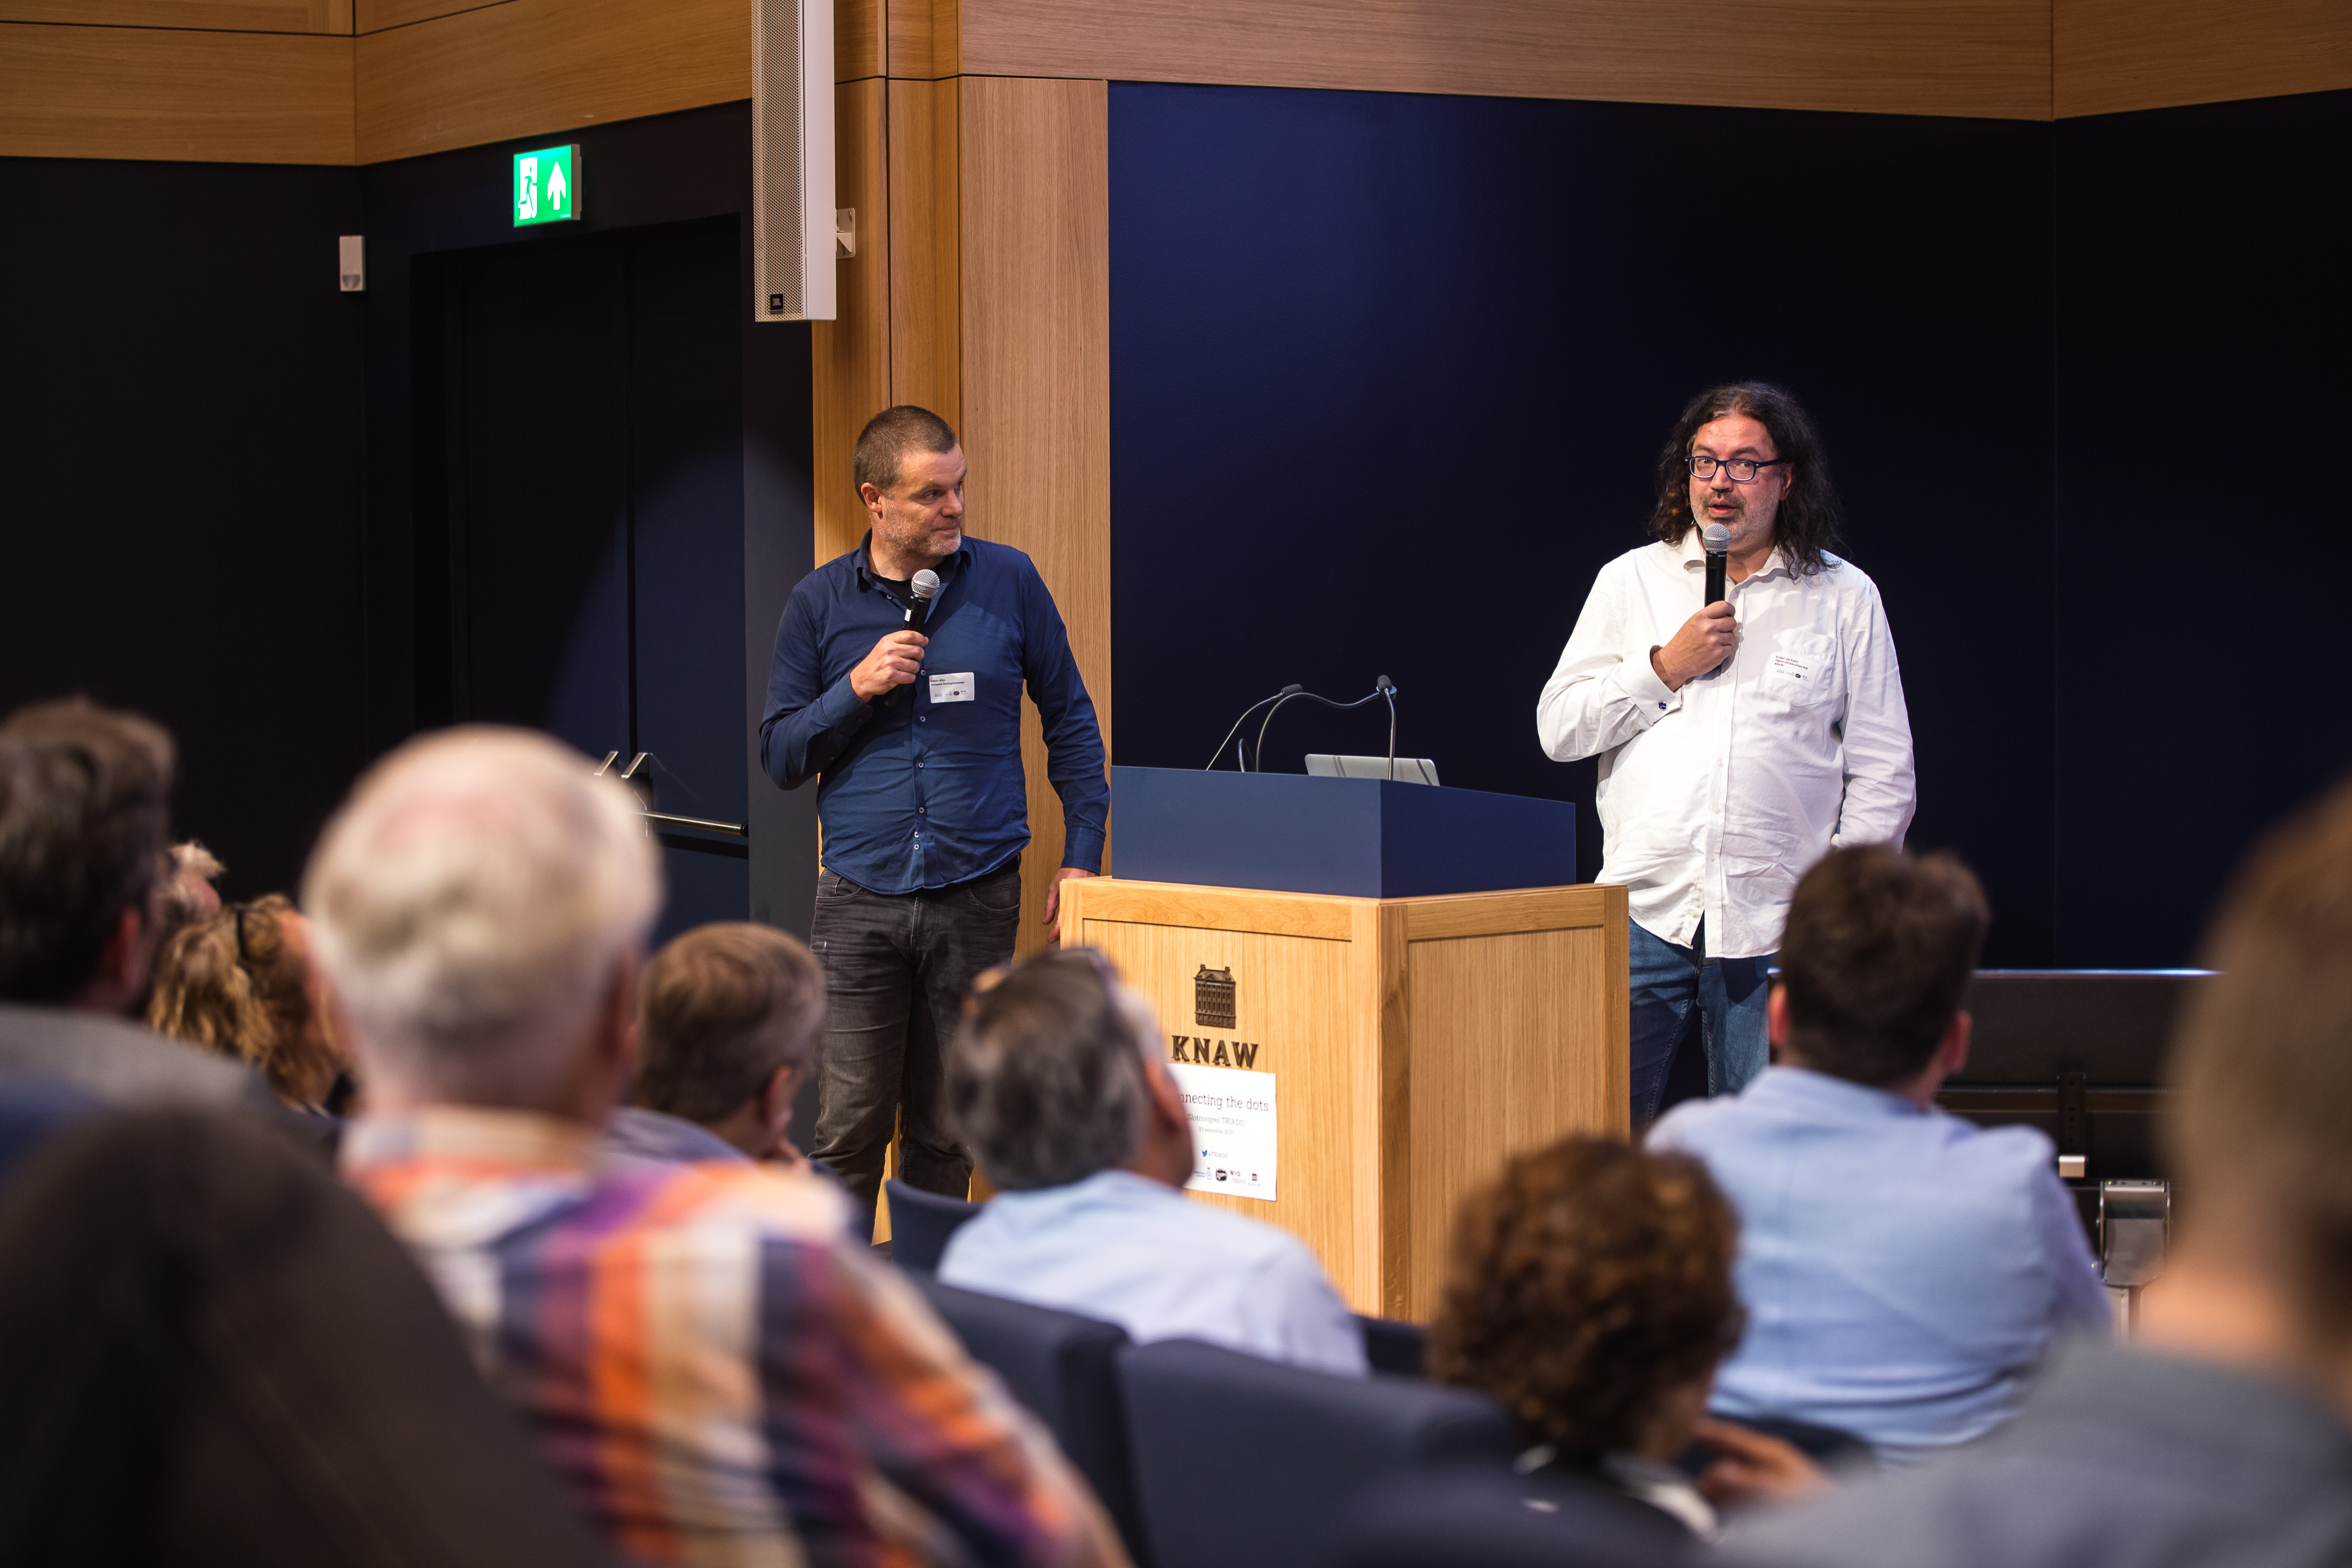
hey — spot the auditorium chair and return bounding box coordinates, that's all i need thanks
[882,1177,979,1273]
[1356,1314,1427,1377]
[908,1274,1150,1563]
[1118,1338,1518,1568]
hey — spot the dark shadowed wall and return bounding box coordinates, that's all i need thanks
[1109,83,2061,962]
[2052,89,2352,965]
[0,158,366,901]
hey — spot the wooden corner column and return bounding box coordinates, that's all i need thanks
[1061,877,1630,1320]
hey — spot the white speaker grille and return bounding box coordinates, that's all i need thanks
[753,0,835,322]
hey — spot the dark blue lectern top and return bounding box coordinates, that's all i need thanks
[1109,766,1578,899]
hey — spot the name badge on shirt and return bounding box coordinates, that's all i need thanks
[928,671,975,704]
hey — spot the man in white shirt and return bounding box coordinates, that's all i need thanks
[939,948,1368,1377]
[1538,383,1915,1123]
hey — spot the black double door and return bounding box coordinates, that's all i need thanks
[414,215,749,941]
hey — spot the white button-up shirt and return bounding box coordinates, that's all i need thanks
[1537,529,1916,958]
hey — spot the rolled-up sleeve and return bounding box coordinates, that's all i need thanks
[1018,564,1110,874]
[1537,562,1681,764]
[1828,581,1917,850]
[761,590,873,790]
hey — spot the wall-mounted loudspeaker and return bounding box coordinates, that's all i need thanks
[753,0,835,322]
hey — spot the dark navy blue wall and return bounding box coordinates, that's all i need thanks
[2052,89,2352,965]
[1109,83,2060,962]
[1108,82,2352,966]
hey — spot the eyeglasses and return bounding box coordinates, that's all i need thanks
[1685,455,1788,483]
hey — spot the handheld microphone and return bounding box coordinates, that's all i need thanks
[904,568,941,634]
[1702,524,1730,607]
[1204,685,1303,770]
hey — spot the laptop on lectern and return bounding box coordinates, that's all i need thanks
[1304,754,1440,786]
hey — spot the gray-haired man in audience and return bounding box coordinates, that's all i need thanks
[1730,778,2352,1568]
[603,922,825,1169]
[939,948,1367,1377]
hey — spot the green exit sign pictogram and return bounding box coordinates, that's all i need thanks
[513,144,580,227]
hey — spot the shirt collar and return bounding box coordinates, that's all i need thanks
[342,1105,605,1177]
[854,530,973,588]
[1673,524,1789,583]
[1743,1063,1929,1119]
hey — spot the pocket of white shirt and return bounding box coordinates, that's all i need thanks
[1767,631,1839,704]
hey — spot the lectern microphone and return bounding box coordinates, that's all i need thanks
[1204,685,1303,771]
[1702,523,1730,607]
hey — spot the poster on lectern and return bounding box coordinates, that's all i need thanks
[1170,1062,1278,1202]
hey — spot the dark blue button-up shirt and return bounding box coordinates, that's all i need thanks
[760,535,1109,894]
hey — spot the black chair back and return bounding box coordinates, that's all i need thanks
[1118,1337,1517,1568]
[1355,1314,1427,1378]
[883,1177,980,1274]
[910,1275,1149,1564]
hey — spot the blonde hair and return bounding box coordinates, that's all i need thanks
[303,726,662,1106]
[147,894,341,1107]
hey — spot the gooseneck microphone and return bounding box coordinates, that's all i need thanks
[1205,685,1304,770]
[1254,680,1396,774]
[1702,523,1730,607]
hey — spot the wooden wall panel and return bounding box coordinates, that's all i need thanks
[888,0,958,80]
[0,22,353,161]
[958,0,2054,120]
[957,77,1111,952]
[2055,0,2352,117]
[354,0,746,163]
[355,0,507,33]
[888,77,961,426]
[837,0,883,80]
[0,0,348,29]
[813,78,891,569]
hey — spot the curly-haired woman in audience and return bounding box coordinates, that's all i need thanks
[1429,1136,1824,1544]
[147,894,348,1113]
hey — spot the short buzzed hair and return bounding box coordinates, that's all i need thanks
[634,923,825,1125]
[1777,845,1990,1087]
[2168,776,2352,1339]
[853,405,959,494]
[947,948,1158,1191]
[0,698,175,1002]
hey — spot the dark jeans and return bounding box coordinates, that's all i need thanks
[0,1105,606,1568]
[1628,917,1775,1127]
[809,860,1023,1237]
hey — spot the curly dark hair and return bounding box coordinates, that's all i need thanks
[1429,1137,1744,1461]
[1648,381,1844,577]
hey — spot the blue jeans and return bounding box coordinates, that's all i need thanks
[1628,917,1775,1125]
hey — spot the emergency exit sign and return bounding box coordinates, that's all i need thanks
[512,144,580,227]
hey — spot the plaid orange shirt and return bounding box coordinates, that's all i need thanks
[345,1108,1129,1568]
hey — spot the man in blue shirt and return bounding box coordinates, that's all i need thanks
[938,949,1366,1377]
[1649,845,2108,1461]
[761,406,1108,1235]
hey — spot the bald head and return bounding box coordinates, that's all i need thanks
[304,727,662,1109]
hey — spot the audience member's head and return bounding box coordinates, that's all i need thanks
[147,840,225,961]
[0,698,175,1014]
[147,894,346,1110]
[304,727,661,1120]
[1773,845,1989,1090]
[2165,776,2352,1365]
[633,922,825,1158]
[947,947,1188,1191]
[1432,1137,1744,1466]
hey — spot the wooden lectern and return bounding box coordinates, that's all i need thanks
[1060,768,1630,1321]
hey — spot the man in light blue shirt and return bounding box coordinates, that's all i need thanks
[1650,845,2108,1459]
[939,949,1366,1378]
